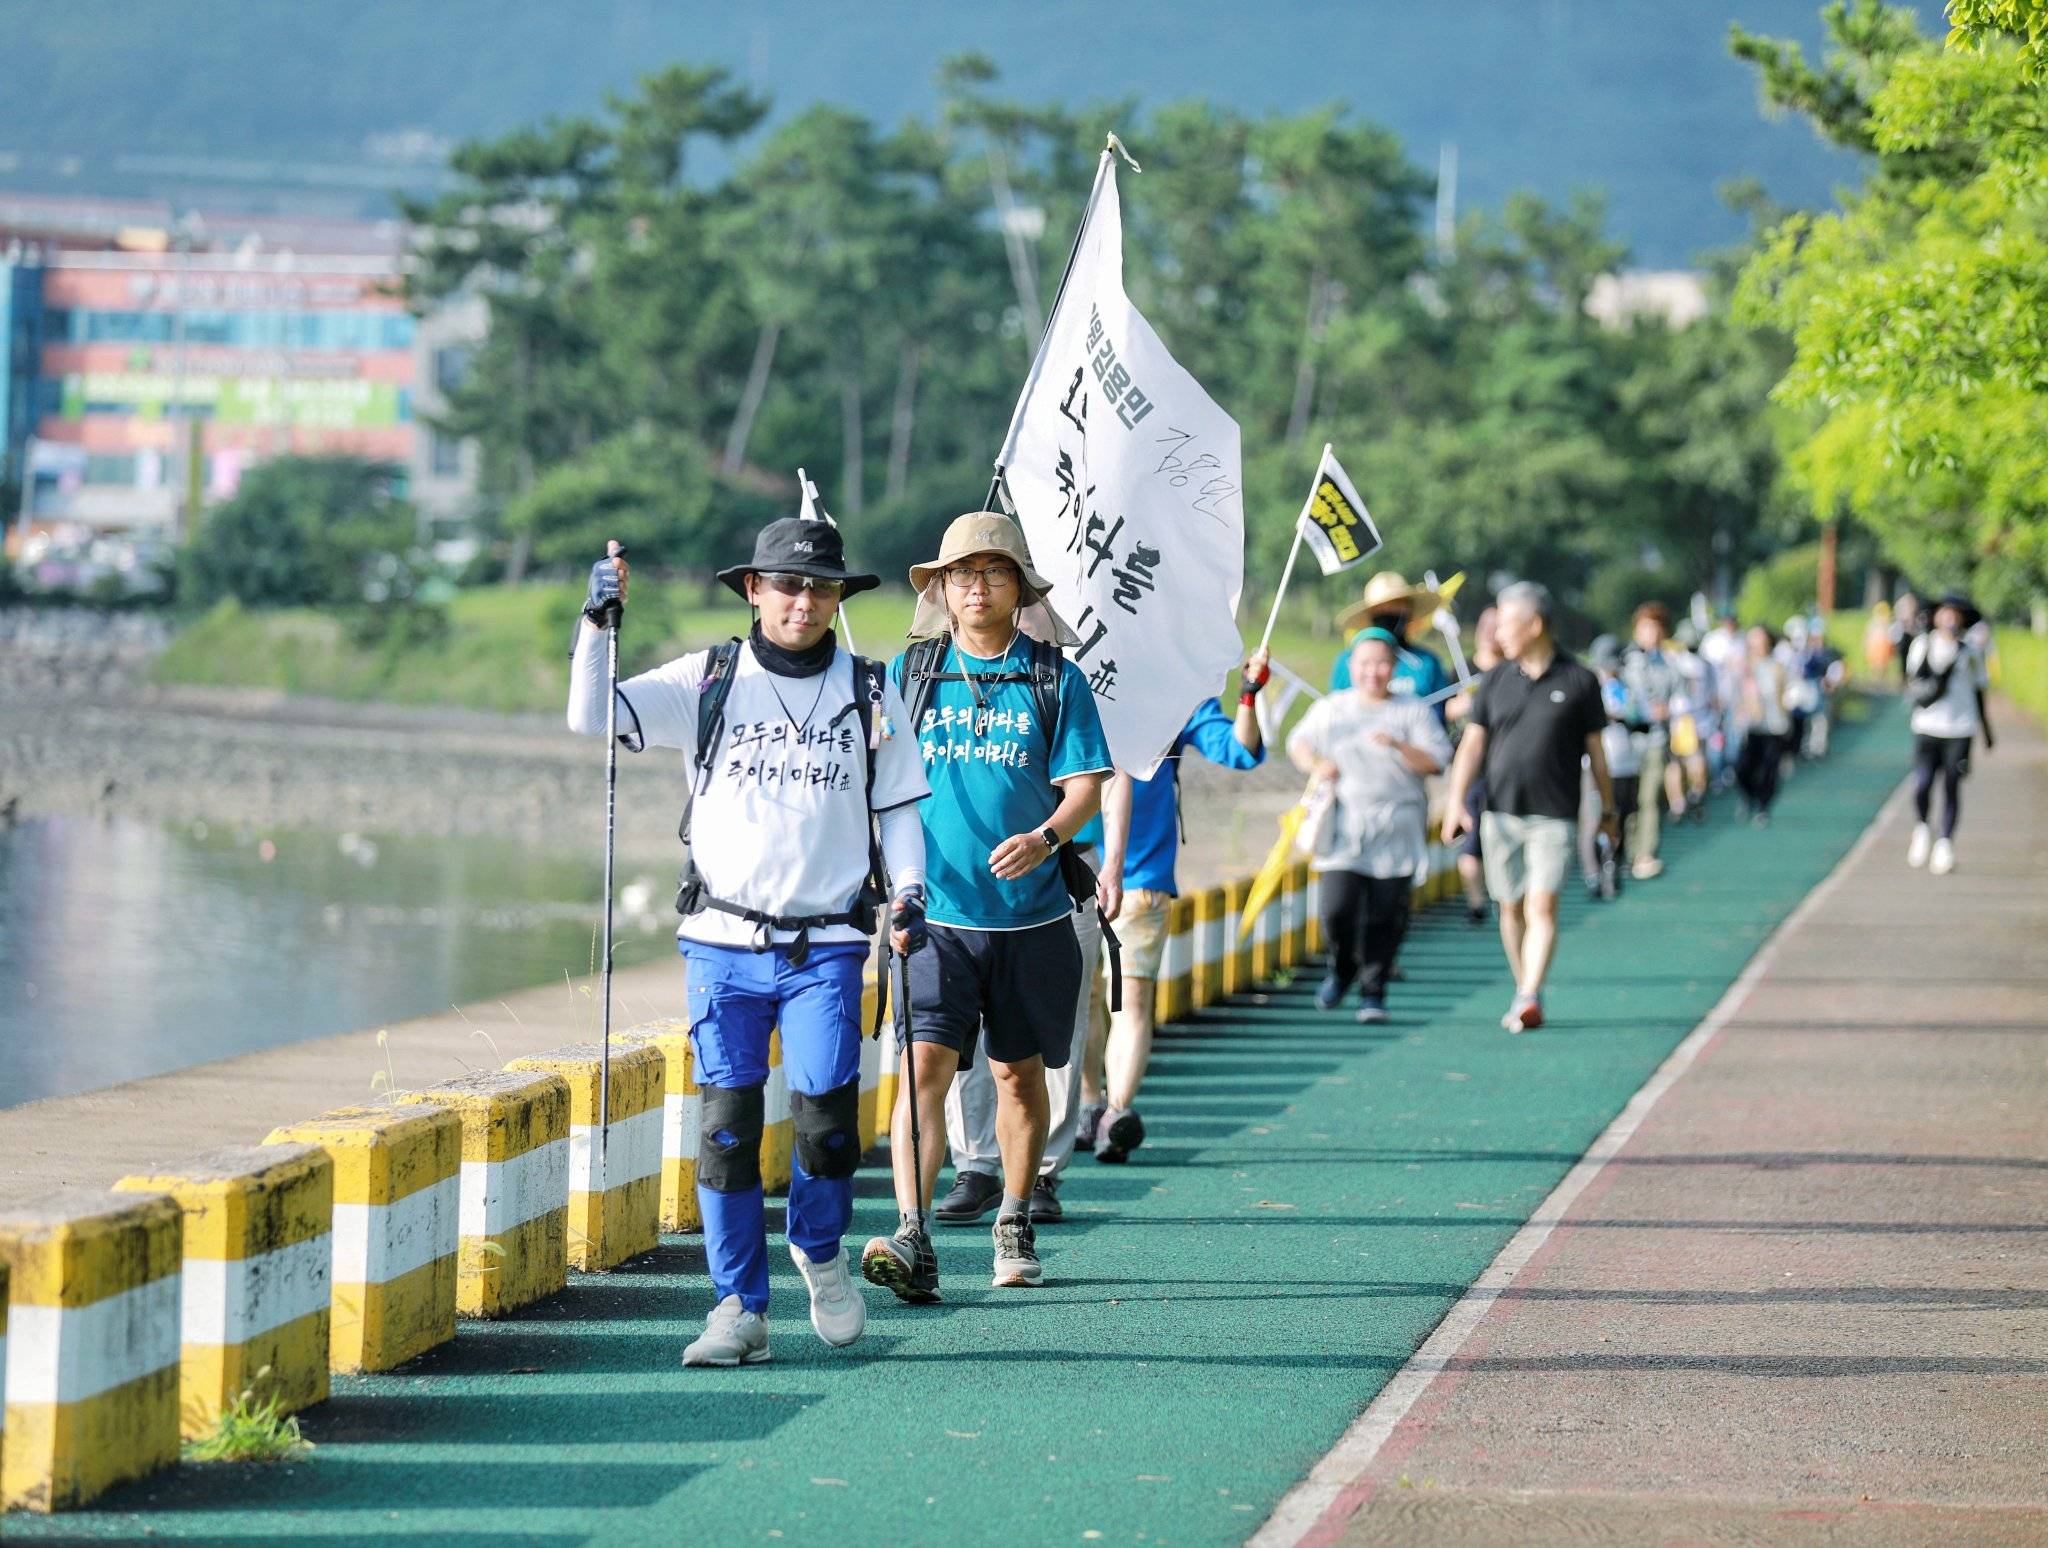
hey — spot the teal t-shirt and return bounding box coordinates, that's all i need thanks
[891,636,1113,931]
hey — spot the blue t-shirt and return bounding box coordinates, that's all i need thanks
[1330,635,1452,722]
[892,636,1112,931]
[1107,698,1263,895]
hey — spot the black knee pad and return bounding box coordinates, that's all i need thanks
[697,1083,764,1193]
[790,1079,862,1180]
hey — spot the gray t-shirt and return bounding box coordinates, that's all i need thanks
[1289,693,1453,879]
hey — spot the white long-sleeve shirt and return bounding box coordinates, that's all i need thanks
[568,622,927,948]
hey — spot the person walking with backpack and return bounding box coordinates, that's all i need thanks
[566,518,931,1367]
[1734,623,1792,824]
[862,512,1112,1299]
[1905,594,1994,875]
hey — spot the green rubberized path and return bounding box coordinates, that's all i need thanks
[14,707,1906,1546]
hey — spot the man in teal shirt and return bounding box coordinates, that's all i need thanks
[862,512,1111,1301]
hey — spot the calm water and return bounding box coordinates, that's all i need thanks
[0,816,678,1109]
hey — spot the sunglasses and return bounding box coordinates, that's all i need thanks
[757,572,845,598]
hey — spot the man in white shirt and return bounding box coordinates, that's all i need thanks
[568,517,930,1366]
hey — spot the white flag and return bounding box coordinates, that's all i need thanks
[998,151,1245,776]
[1296,444,1380,576]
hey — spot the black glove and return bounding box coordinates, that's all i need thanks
[891,883,928,954]
[583,543,627,629]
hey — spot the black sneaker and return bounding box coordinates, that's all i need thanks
[991,1213,1043,1287]
[861,1221,941,1303]
[934,1169,1002,1225]
[1095,1107,1146,1165]
[1315,974,1344,1011]
[1075,1101,1106,1153]
[1029,1175,1064,1223]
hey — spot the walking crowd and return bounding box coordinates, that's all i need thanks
[566,507,1973,1365]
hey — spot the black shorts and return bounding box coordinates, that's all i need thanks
[1457,774,1487,861]
[904,918,1082,1071]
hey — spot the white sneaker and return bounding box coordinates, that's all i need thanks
[1906,823,1931,868]
[1930,838,1955,876]
[789,1243,866,1347]
[682,1294,770,1367]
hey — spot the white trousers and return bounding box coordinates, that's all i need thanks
[945,898,1102,1182]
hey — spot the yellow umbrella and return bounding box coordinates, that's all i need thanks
[1238,776,1322,943]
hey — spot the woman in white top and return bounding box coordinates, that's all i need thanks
[1905,593,1994,874]
[1288,628,1453,1023]
[1735,624,1793,823]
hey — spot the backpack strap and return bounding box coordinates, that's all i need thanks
[1024,634,1063,744]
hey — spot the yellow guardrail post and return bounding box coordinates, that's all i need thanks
[0,1190,182,1511]
[506,1042,664,1273]
[1192,887,1226,1010]
[114,1144,333,1438]
[617,1020,702,1232]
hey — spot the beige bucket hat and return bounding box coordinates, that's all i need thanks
[1336,569,1443,638]
[907,511,1081,646]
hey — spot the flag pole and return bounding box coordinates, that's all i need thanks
[986,137,1124,511]
[1256,522,1306,658]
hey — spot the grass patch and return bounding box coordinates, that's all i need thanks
[182,1372,314,1465]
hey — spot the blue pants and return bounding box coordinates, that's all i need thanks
[683,940,866,1313]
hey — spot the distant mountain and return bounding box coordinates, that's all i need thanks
[0,0,1944,266]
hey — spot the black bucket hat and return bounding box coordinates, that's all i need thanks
[715,517,881,601]
[1934,590,1979,626]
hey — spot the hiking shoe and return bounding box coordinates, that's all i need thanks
[1907,823,1932,868]
[992,1214,1043,1287]
[1075,1101,1107,1153]
[934,1169,1002,1225]
[1354,995,1388,1025]
[1029,1175,1064,1223]
[861,1221,941,1304]
[1930,837,1956,876]
[1502,994,1544,1034]
[788,1243,865,1348]
[1315,973,1345,1011]
[1631,857,1664,880]
[1095,1107,1146,1164]
[682,1294,770,1367]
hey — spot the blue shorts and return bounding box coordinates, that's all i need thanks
[904,918,1082,1070]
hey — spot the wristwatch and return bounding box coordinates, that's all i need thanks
[1039,826,1060,852]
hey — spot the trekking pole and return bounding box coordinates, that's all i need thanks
[889,940,924,1222]
[597,540,626,1171]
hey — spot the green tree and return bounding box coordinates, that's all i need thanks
[180,456,418,608]
[1734,5,2048,613]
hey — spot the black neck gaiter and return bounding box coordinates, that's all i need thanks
[749,621,836,678]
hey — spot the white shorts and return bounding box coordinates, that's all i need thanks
[1480,812,1576,902]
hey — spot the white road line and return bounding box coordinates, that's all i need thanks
[1251,774,1912,1548]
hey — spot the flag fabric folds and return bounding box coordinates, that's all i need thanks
[998,151,1246,776]
[1296,444,1380,577]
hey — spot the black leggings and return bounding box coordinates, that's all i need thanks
[1912,734,1970,838]
[1320,871,1413,999]
[1736,731,1785,814]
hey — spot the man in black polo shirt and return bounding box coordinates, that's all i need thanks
[1441,581,1618,1032]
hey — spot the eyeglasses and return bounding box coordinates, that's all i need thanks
[758,572,845,598]
[943,563,1018,591]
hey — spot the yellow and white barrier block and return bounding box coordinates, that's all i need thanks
[618,1019,703,1233]
[0,1189,181,1512]
[857,974,884,1151]
[397,1071,570,1318]
[1279,862,1309,967]
[266,1103,460,1374]
[1223,878,1253,997]
[761,1028,794,1193]
[113,1143,332,1439]
[1192,887,1227,1011]
[1305,867,1325,955]
[508,1041,663,1272]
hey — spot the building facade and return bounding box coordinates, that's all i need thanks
[2,199,480,547]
